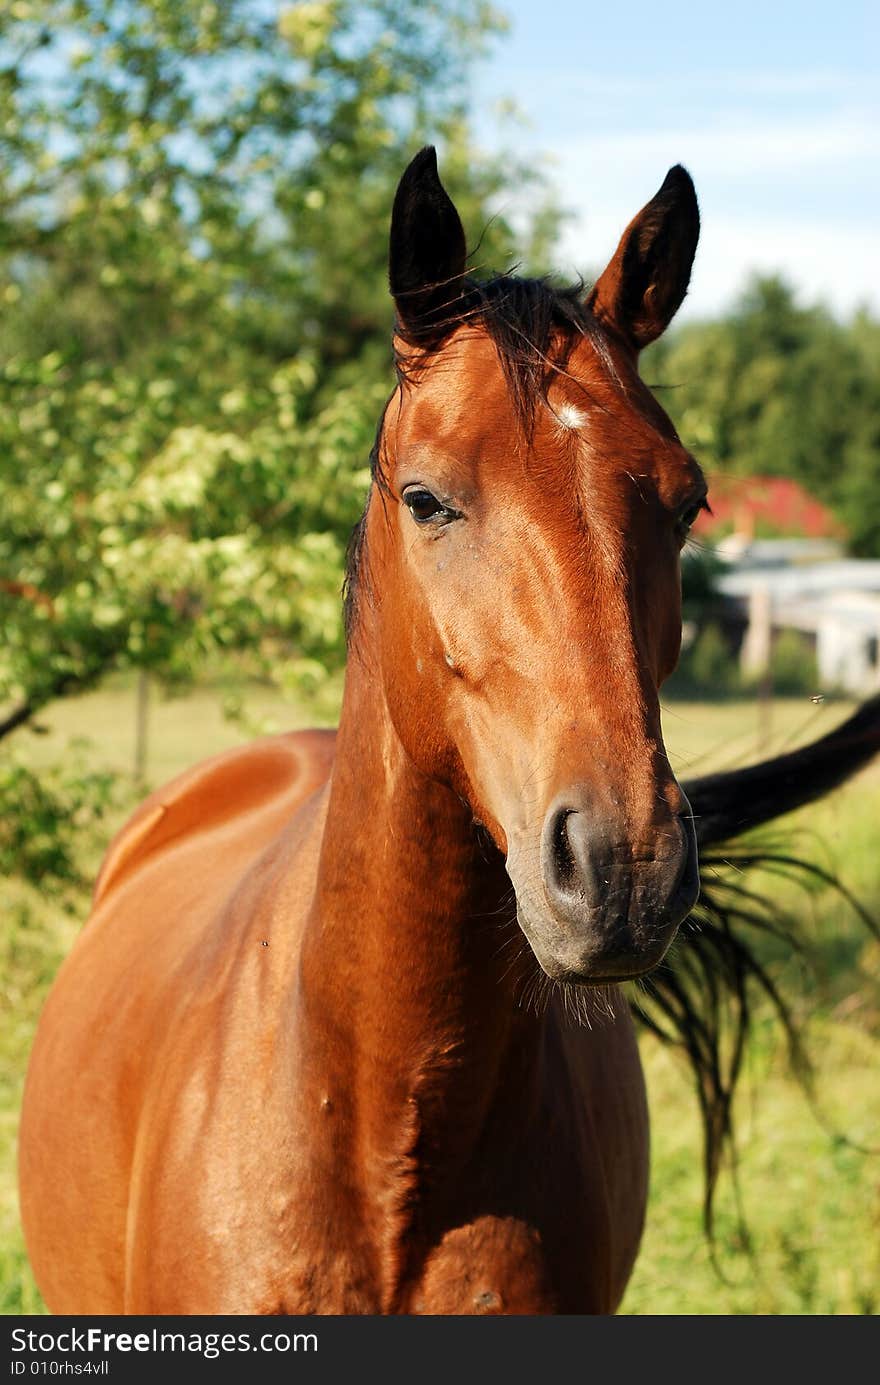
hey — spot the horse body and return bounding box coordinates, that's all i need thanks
[21,148,702,1314]
[21,692,646,1313]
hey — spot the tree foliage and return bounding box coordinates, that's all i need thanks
[0,0,559,765]
[646,276,880,555]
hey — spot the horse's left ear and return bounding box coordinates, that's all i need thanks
[586,166,699,352]
[389,146,467,341]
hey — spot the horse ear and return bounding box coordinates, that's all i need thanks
[586,166,699,352]
[389,146,467,340]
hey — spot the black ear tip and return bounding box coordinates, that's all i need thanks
[401,145,440,187]
[660,164,698,205]
[663,163,693,186]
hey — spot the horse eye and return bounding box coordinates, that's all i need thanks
[404,488,446,524]
[677,496,709,536]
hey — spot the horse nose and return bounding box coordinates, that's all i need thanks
[543,806,601,911]
[540,798,698,937]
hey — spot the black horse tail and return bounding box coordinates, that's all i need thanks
[631,694,880,1231]
[685,692,880,850]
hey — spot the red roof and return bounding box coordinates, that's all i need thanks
[694,475,846,540]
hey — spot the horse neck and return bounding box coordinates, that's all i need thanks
[298,637,541,1186]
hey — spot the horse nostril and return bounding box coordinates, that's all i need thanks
[533,797,698,971]
[550,809,578,891]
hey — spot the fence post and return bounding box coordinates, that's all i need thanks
[135,670,150,784]
[740,585,773,751]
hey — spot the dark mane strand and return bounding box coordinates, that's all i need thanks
[341,510,367,647]
[342,408,390,645]
[632,838,879,1235]
[636,692,880,1233]
[394,272,594,434]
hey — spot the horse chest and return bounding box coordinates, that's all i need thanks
[129,1063,619,1315]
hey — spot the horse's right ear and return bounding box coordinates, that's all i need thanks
[389,146,467,341]
[586,166,700,353]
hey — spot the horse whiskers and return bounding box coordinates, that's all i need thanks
[512,955,617,1031]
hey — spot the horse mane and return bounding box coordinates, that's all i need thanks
[393,272,601,428]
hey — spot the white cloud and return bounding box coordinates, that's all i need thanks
[525,68,877,102]
[680,217,878,318]
[518,113,879,318]
[552,114,876,178]
[553,207,878,319]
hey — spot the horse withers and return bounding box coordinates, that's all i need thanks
[19,149,880,1314]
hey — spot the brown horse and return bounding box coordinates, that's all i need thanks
[18,149,880,1315]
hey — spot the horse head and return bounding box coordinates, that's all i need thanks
[349,147,705,985]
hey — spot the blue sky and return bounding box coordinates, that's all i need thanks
[471,1,878,318]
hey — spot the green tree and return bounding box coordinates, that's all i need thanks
[646,277,880,554]
[0,1,559,760]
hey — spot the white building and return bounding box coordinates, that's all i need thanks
[712,542,880,696]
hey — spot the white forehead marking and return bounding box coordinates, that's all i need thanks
[554,401,589,431]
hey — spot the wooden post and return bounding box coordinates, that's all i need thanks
[757,664,774,752]
[740,586,773,752]
[135,670,150,784]
[740,585,772,679]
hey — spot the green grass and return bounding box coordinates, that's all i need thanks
[625,694,880,1314]
[621,1021,880,1315]
[2,683,879,1314]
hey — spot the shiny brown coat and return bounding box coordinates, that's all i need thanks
[20,150,707,1314]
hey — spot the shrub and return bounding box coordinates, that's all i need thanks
[671,621,742,698]
[768,629,820,697]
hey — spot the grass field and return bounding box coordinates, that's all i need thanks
[2,681,879,1314]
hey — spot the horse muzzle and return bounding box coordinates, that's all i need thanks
[508,801,700,984]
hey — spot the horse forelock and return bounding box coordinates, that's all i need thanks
[393,274,608,430]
